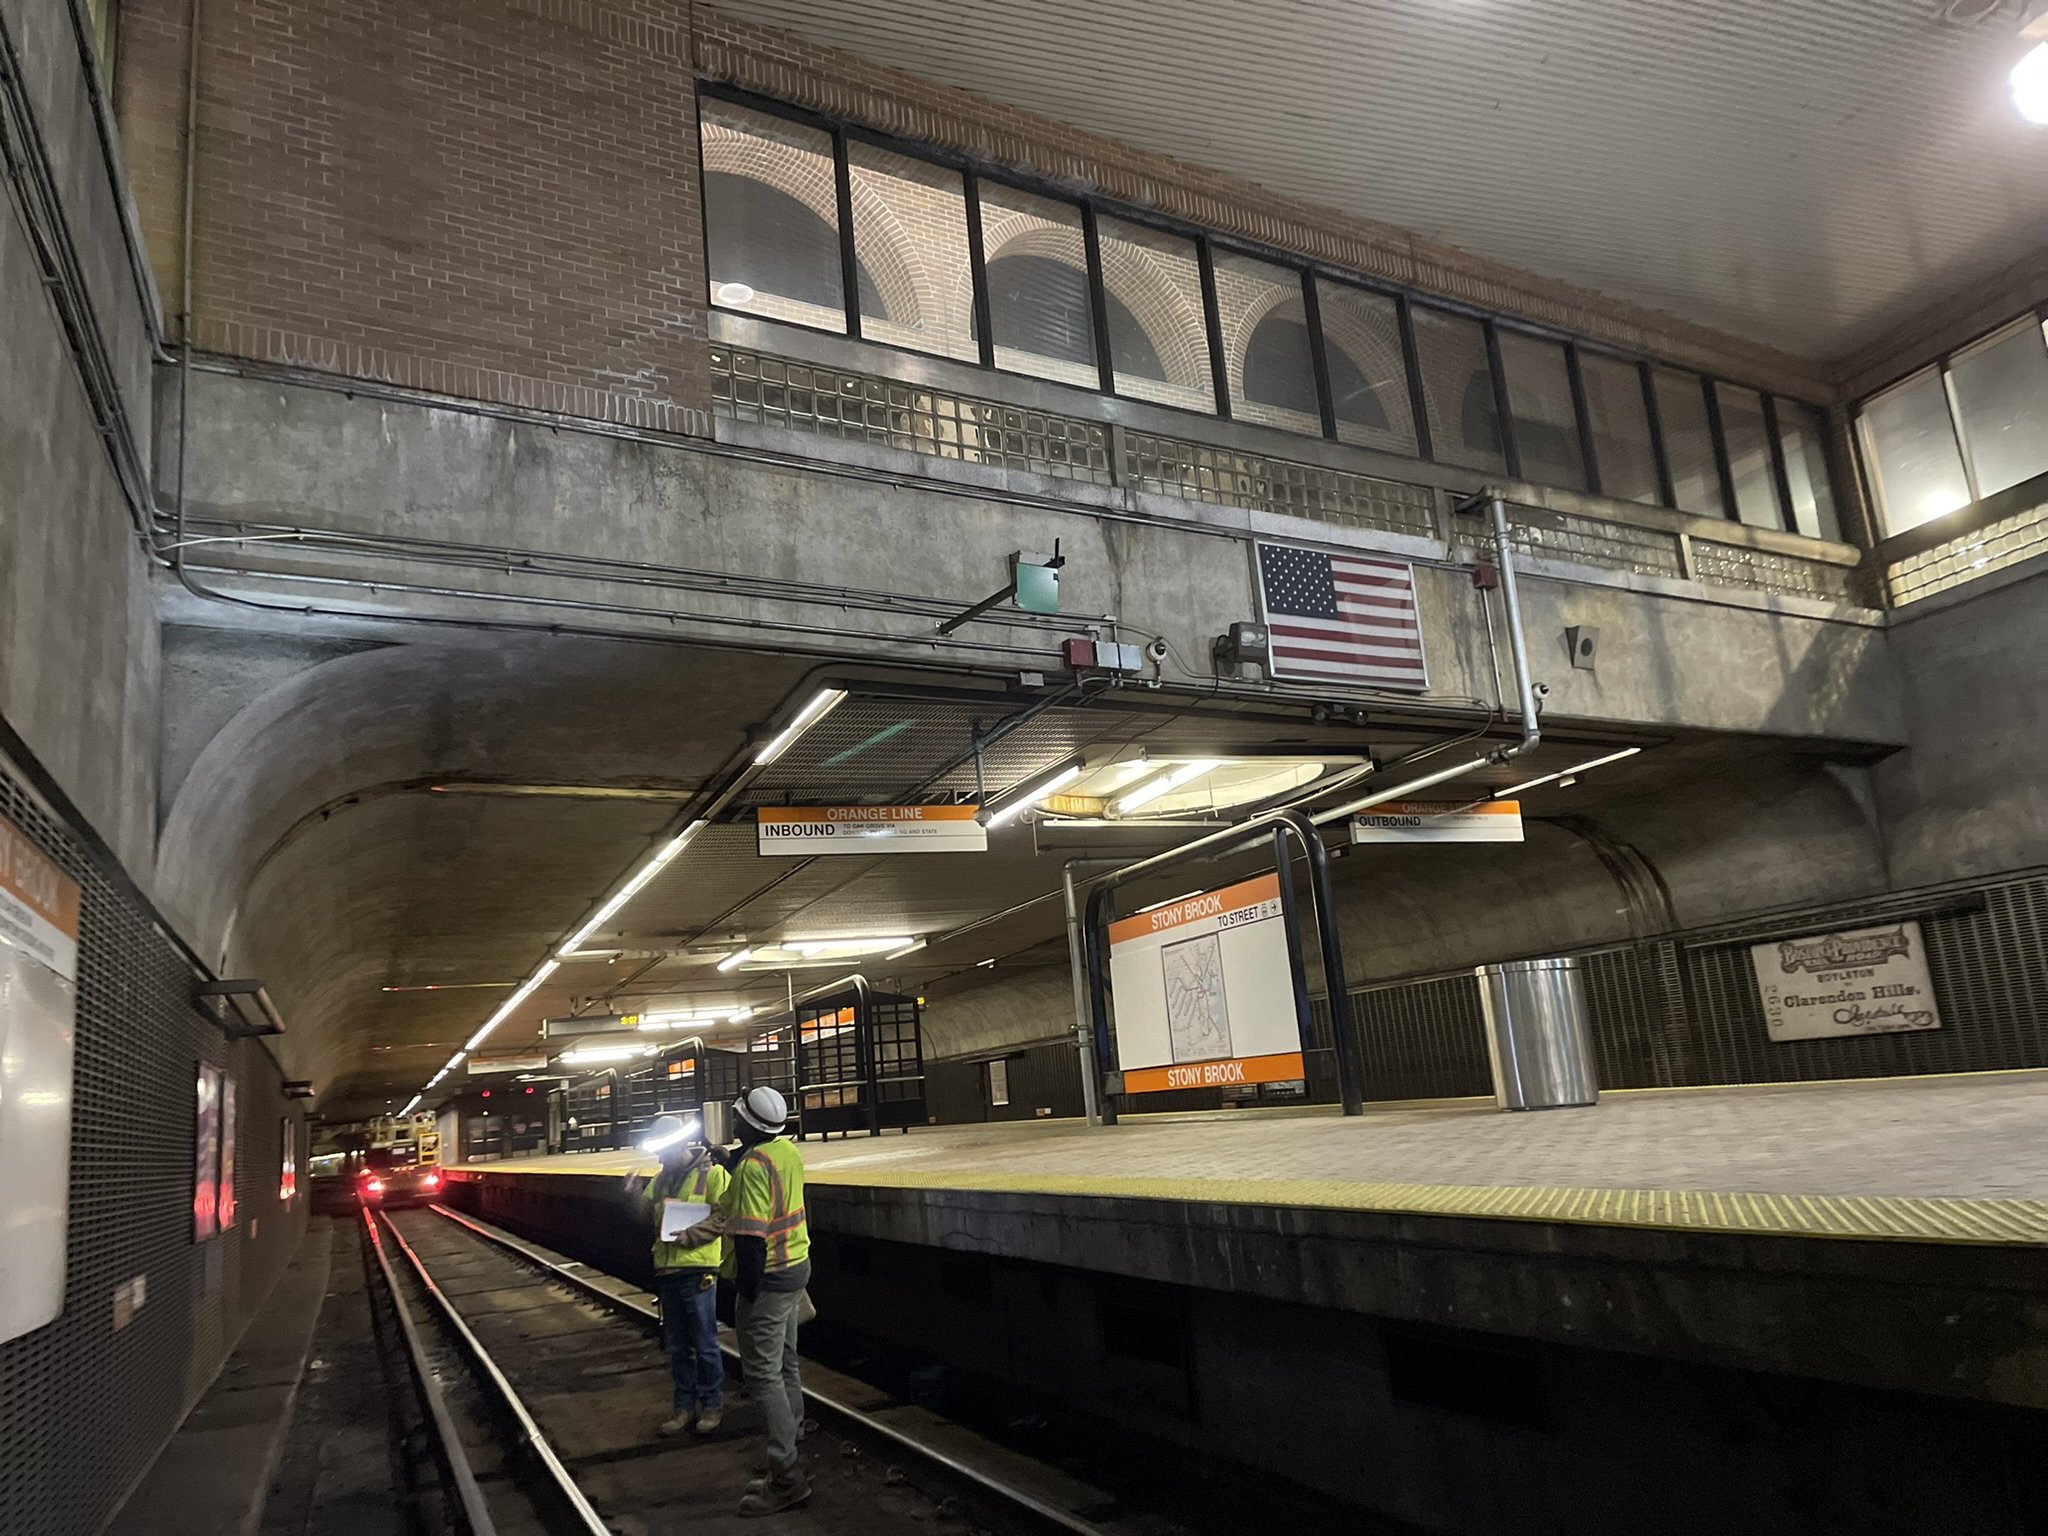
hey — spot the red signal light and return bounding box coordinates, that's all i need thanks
[481,1089,491,1098]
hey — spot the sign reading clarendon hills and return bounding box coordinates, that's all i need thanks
[1748,921,1943,1042]
[756,804,987,857]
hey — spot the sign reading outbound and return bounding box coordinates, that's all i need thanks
[757,805,987,856]
[1107,873,1304,1094]
[1351,800,1524,844]
[1749,921,1943,1042]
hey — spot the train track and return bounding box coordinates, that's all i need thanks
[359,1202,1160,1535]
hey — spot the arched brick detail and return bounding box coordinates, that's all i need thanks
[1097,242,1209,391]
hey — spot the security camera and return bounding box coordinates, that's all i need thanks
[1531,681,1552,702]
[1145,638,1169,664]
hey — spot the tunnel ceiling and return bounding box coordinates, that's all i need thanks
[715,0,2048,361]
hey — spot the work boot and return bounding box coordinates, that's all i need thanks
[739,1466,812,1516]
[694,1407,723,1433]
[657,1411,694,1437]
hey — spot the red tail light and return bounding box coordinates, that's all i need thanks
[366,1178,385,1194]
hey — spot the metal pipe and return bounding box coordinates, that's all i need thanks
[1060,860,1116,1126]
[175,0,201,576]
[1484,492,1543,759]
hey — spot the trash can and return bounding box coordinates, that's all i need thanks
[1475,957,1598,1111]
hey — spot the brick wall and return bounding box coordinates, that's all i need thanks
[112,0,1829,445]
[118,0,713,435]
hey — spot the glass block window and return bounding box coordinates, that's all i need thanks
[1215,251,1320,435]
[1947,318,2048,499]
[1097,217,1214,412]
[1579,352,1660,505]
[846,141,976,362]
[979,184,1098,388]
[1412,306,1504,473]
[1498,330,1586,491]
[1859,368,1973,536]
[1652,369,1723,517]
[1775,401,1842,542]
[1717,383,1784,530]
[700,99,848,333]
[1315,280,1417,457]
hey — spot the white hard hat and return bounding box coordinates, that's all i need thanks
[642,1114,700,1153]
[733,1085,788,1135]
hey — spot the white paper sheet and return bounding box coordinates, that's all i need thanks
[661,1198,713,1241]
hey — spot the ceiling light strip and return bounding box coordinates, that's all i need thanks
[983,760,1083,829]
[1494,747,1641,800]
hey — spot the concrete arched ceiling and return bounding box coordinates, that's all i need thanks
[156,629,819,1116]
[722,0,2048,360]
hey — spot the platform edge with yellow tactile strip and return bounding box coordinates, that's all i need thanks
[797,1165,2048,1246]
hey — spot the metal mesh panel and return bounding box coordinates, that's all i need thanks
[1125,430,1440,539]
[1689,539,1863,603]
[1350,974,1491,1101]
[711,346,1113,484]
[0,758,307,1536]
[1887,498,2048,605]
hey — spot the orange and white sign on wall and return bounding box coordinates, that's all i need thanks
[758,805,988,857]
[0,813,81,982]
[1106,872,1306,1095]
[1350,800,1523,845]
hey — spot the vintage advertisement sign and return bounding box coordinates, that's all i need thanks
[1351,800,1524,844]
[1749,921,1943,1042]
[0,813,80,1344]
[194,1064,223,1240]
[757,805,987,856]
[1107,873,1305,1094]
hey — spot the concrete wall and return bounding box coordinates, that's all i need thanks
[0,0,162,874]
[168,367,1902,747]
[1875,561,2048,885]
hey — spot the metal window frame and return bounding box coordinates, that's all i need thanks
[692,82,1839,524]
[1094,211,1220,416]
[1701,377,1741,523]
[1714,377,1797,533]
[1493,322,1594,493]
[1761,394,1801,536]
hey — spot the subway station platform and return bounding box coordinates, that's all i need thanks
[467,1070,2048,1245]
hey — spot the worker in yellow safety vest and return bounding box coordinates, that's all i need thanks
[633,1113,730,1436]
[720,1085,813,1516]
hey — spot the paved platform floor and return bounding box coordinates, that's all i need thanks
[464,1071,2048,1245]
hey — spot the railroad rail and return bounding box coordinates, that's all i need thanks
[357,1202,1156,1535]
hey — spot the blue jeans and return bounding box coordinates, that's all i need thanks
[656,1270,723,1414]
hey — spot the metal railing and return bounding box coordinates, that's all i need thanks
[711,345,1872,611]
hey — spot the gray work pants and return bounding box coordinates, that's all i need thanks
[735,1288,804,1471]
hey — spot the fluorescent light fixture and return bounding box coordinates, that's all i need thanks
[1115,760,1219,816]
[400,1095,421,1114]
[640,1115,702,1153]
[727,1006,755,1024]
[886,939,926,961]
[1495,747,1641,800]
[464,958,560,1052]
[984,762,1083,829]
[716,948,753,972]
[636,1010,722,1031]
[2014,40,2048,124]
[555,821,707,958]
[558,1044,655,1065]
[782,935,912,955]
[754,688,847,767]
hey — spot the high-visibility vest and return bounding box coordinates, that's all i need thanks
[725,1138,810,1271]
[647,1153,729,1272]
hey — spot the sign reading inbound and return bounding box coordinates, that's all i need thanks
[1107,873,1304,1094]
[758,805,988,856]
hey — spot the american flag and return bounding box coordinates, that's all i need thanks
[1256,543,1428,690]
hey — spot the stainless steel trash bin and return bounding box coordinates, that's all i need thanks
[1475,957,1598,1110]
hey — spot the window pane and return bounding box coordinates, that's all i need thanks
[1214,252,1319,434]
[1497,331,1585,490]
[1948,319,2048,498]
[1097,218,1213,412]
[1316,280,1416,456]
[1775,401,1841,541]
[1716,383,1783,530]
[699,100,846,333]
[1858,368,1971,536]
[1579,353,1660,505]
[1412,306,1504,472]
[978,184,1096,387]
[1652,369,1722,516]
[846,142,975,362]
